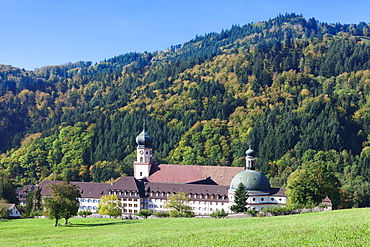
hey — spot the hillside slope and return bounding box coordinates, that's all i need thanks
[1,13,370,207]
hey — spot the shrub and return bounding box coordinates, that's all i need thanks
[261,205,302,216]
[30,210,43,217]
[136,209,152,219]
[245,208,257,217]
[78,210,92,218]
[169,210,180,218]
[210,209,228,218]
[153,211,170,218]
[181,210,195,218]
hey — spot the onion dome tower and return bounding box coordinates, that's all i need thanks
[134,123,154,179]
[229,147,271,194]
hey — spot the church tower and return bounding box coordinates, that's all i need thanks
[134,124,154,179]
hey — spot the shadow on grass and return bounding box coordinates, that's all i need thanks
[64,220,138,228]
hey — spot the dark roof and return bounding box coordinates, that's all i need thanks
[38,180,111,198]
[17,185,35,195]
[148,164,243,186]
[110,176,140,191]
[145,182,230,196]
[269,188,286,197]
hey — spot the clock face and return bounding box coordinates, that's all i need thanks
[139,150,144,155]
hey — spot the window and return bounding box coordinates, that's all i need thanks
[271,198,274,201]
[140,172,143,176]
[261,198,264,201]
[252,198,256,201]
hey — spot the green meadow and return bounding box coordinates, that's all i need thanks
[1,208,369,246]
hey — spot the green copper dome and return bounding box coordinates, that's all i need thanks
[136,129,153,148]
[245,147,256,157]
[230,169,271,194]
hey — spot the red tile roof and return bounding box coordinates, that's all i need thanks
[322,196,332,202]
[148,164,244,186]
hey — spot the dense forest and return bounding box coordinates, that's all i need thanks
[1,13,370,207]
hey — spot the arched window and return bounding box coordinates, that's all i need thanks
[140,157,143,162]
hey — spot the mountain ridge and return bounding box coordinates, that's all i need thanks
[1,13,370,207]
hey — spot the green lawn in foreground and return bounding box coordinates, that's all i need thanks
[1,208,369,246]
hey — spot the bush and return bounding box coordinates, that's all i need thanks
[169,210,180,218]
[136,209,152,219]
[245,208,257,217]
[181,210,195,218]
[210,209,228,218]
[167,210,194,218]
[78,210,92,218]
[261,205,302,216]
[153,211,170,218]
[30,210,43,217]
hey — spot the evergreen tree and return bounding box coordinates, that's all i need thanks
[230,182,249,213]
[24,187,41,216]
[0,173,17,203]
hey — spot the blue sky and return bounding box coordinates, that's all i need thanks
[1,0,370,70]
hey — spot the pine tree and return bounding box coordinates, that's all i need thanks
[230,182,249,213]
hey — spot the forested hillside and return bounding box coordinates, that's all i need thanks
[1,13,370,207]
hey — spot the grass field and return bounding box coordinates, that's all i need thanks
[1,208,369,246]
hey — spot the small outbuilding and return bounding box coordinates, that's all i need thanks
[7,204,21,218]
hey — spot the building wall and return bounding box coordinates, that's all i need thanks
[79,198,100,212]
[228,193,287,212]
